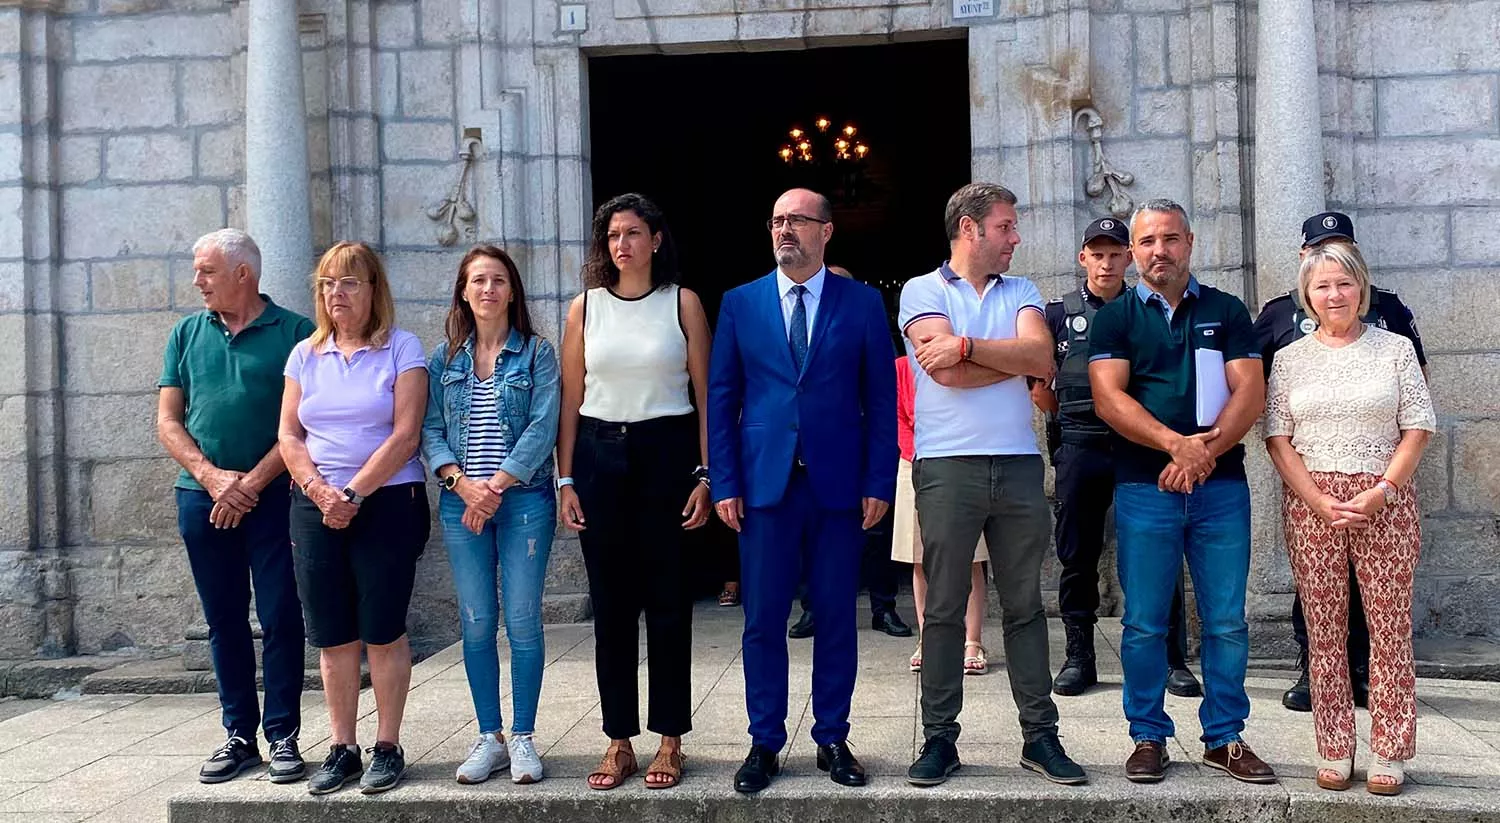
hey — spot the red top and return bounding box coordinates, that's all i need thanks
[895,354,916,462]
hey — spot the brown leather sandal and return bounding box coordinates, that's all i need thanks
[645,745,685,789]
[587,741,637,790]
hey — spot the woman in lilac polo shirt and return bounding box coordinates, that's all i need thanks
[278,241,430,796]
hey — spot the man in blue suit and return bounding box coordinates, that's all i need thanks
[709,188,898,793]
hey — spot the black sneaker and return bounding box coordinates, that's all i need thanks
[308,744,363,795]
[1020,732,1088,785]
[199,735,262,784]
[267,736,306,784]
[907,736,961,786]
[359,742,406,794]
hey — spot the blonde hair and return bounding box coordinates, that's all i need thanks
[309,242,396,350]
[1297,240,1370,323]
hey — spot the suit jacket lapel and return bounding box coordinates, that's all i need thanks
[801,273,841,381]
[759,272,798,378]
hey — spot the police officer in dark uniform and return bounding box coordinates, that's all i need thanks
[1253,211,1428,713]
[1033,217,1199,697]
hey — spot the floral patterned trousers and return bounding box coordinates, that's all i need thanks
[1283,471,1419,761]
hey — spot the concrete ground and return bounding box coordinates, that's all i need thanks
[2,602,1499,823]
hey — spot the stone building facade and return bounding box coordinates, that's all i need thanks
[2,0,1498,659]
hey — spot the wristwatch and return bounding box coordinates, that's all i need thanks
[442,471,464,491]
[341,486,366,505]
[692,465,710,487]
[1375,478,1398,505]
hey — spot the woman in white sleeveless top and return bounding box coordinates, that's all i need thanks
[557,193,712,790]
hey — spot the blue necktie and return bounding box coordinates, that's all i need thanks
[789,284,809,372]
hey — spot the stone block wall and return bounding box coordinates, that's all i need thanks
[1321,0,1500,637]
[4,0,1500,658]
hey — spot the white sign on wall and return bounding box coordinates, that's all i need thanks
[560,4,587,32]
[953,0,994,20]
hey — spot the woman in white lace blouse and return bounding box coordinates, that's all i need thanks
[1264,241,1435,797]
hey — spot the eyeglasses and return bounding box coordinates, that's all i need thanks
[316,277,368,294]
[767,214,830,232]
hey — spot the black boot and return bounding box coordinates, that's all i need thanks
[1052,622,1097,696]
[1282,649,1312,712]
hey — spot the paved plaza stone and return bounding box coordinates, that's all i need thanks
[0,604,1497,823]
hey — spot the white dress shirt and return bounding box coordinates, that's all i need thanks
[775,266,827,341]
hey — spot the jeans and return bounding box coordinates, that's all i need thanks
[1115,480,1250,749]
[440,485,556,736]
[576,414,697,738]
[177,484,304,744]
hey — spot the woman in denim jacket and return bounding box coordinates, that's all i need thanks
[421,245,560,786]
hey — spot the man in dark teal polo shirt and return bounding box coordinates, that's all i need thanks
[1087,200,1276,786]
[157,229,314,785]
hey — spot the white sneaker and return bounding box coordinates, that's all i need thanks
[456,733,509,784]
[509,734,544,784]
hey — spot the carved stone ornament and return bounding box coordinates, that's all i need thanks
[1074,106,1136,219]
[426,135,482,246]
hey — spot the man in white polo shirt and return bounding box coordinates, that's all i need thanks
[899,183,1086,788]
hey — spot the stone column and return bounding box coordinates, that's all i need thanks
[1247,0,1325,656]
[1253,0,1324,296]
[245,0,313,312]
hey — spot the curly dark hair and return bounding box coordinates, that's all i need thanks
[581,193,680,290]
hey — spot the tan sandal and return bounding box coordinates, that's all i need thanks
[1316,755,1352,791]
[910,638,923,673]
[963,642,988,675]
[645,745,685,789]
[1367,757,1404,796]
[587,741,637,790]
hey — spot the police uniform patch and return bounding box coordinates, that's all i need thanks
[1299,317,1318,335]
[1070,315,1088,333]
[1099,219,1114,230]
[1323,215,1338,229]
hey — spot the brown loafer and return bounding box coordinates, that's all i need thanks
[1125,740,1169,783]
[1203,741,1277,784]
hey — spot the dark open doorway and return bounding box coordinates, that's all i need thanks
[585,39,972,600]
[586,37,972,335]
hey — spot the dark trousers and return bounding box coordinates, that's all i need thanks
[1053,443,1190,664]
[741,466,863,751]
[1292,562,1370,670]
[798,507,898,615]
[576,414,696,739]
[916,455,1057,743]
[177,483,304,744]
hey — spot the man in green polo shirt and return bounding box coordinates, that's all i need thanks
[157,229,314,786]
[1087,200,1276,785]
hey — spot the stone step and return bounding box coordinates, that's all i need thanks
[165,772,1500,823]
[82,657,366,694]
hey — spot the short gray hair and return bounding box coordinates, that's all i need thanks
[193,228,261,278]
[944,182,1018,243]
[1130,198,1191,234]
[1298,240,1371,320]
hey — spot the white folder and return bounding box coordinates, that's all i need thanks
[1195,348,1229,426]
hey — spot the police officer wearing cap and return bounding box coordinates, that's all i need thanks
[1032,217,1199,698]
[1253,211,1428,713]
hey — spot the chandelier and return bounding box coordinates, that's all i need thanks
[775,116,872,205]
[777,117,869,165]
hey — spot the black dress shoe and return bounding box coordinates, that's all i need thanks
[1166,666,1203,698]
[816,741,867,787]
[907,736,961,786]
[871,610,914,638]
[734,744,780,793]
[787,611,815,639]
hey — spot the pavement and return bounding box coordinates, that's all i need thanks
[1,602,1499,823]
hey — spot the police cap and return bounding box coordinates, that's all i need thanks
[1301,211,1355,248]
[1082,217,1130,248]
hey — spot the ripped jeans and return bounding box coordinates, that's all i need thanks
[440,485,556,735]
